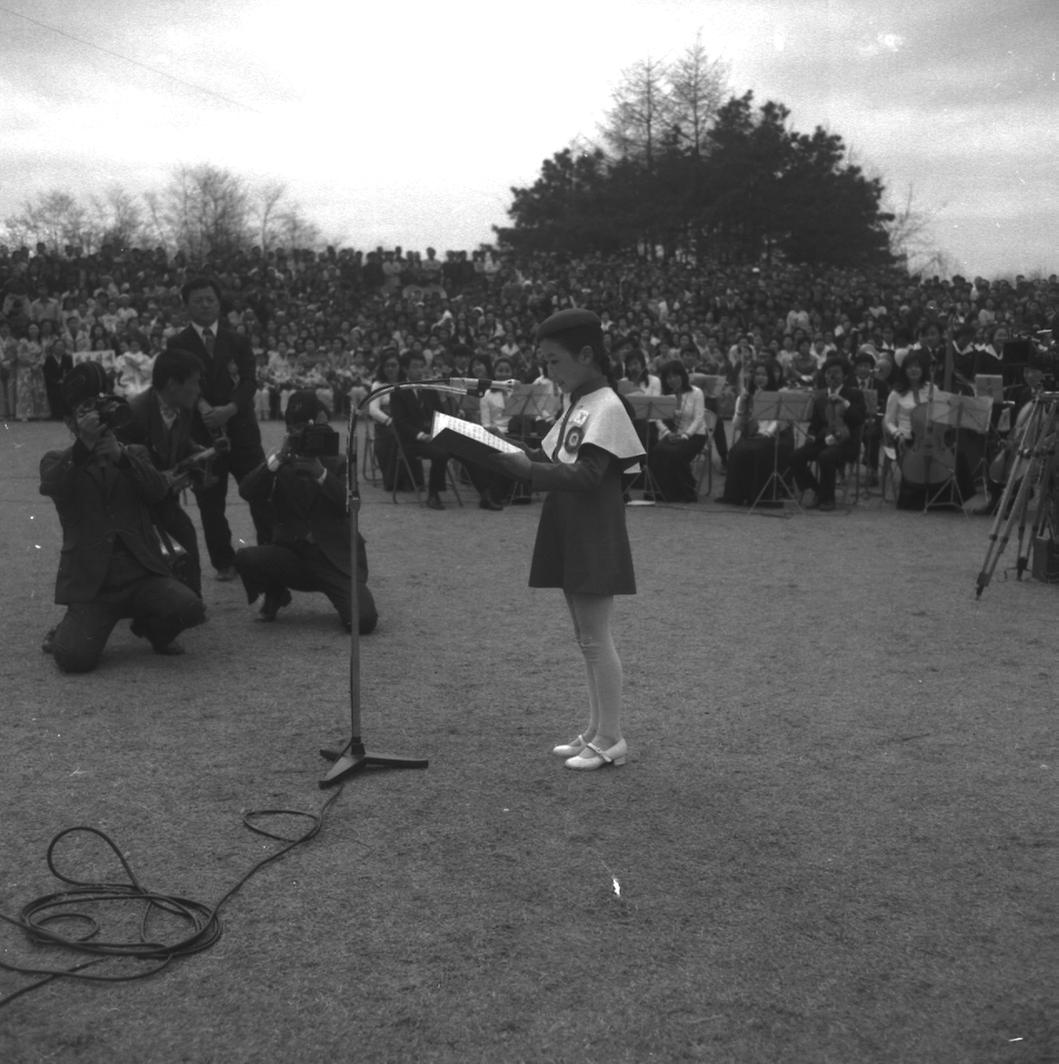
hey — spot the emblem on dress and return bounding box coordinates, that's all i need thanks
[564,408,590,453]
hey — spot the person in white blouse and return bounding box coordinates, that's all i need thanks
[646,359,707,502]
[883,350,930,448]
[618,347,662,396]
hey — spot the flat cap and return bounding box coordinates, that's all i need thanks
[535,308,601,341]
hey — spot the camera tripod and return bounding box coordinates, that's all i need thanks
[975,391,1059,598]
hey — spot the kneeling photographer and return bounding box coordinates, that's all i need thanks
[234,391,378,633]
[40,362,206,673]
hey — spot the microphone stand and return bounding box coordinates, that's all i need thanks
[319,387,429,787]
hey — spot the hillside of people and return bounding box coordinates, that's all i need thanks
[3,241,1056,424]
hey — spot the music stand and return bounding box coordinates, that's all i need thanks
[624,393,678,504]
[748,390,814,514]
[320,398,429,786]
[974,375,1004,403]
[924,393,993,510]
[503,384,559,445]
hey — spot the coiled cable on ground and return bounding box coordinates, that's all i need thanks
[0,785,347,1008]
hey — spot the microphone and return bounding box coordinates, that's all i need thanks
[448,377,519,397]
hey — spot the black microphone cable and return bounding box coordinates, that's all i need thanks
[0,783,348,1009]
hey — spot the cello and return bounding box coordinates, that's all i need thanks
[900,379,956,490]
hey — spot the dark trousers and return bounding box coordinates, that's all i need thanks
[790,438,855,503]
[51,576,206,674]
[194,433,273,570]
[235,541,378,634]
[402,438,497,500]
[647,434,706,501]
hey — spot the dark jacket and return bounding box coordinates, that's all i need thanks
[40,442,171,603]
[806,385,867,447]
[239,454,366,579]
[167,324,259,443]
[123,388,199,471]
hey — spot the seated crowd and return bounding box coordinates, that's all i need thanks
[3,240,1056,516]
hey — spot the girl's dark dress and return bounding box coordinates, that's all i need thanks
[526,383,644,596]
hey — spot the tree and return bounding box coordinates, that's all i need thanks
[668,32,729,158]
[88,185,147,250]
[496,145,629,253]
[3,190,91,251]
[252,180,289,250]
[600,57,672,173]
[164,164,252,259]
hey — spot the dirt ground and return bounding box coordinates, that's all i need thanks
[0,418,1054,1064]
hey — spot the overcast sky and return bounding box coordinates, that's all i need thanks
[1,0,1055,278]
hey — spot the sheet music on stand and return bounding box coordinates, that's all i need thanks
[625,394,678,421]
[750,390,814,423]
[690,373,726,399]
[929,393,993,434]
[974,375,1004,403]
[502,383,561,421]
[746,390,814,514]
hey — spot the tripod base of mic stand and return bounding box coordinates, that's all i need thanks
[318,740,429,787]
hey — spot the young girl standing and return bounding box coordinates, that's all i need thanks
[494,309,645,770]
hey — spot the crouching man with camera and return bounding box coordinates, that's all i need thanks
[234,391,378,634]
[40,363,207,673]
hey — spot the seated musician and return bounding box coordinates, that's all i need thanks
[646,359,707,503]
[852,348,889,487]
[390,350,505,511]
[882,350,929,449]
[479,355,524,502]
[366,348,410,493]
[789,357,866,511]
[717,361,794,506]
[618,346,661,455]
[479,355,516,436]
[619,346,662,397]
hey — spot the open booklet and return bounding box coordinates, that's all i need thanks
[431,411,523,466]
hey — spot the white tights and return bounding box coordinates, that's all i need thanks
[564,592,624,747]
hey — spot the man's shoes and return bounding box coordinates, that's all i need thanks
[479,497,503,511]
[426,494,445,510]
[215,566,238,582]
[817,499,836,512]
[259,587,292,622]
[41,627,56,655]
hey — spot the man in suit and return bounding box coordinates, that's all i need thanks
[389,350,504,510]
[233,391,378,634]
[789,357,867,511]
[852,348,889,487]
[121,347,208,598]
[166,277,273,581]
[40,362,206,673]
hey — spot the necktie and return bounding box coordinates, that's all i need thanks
[202,328,215,354]
[827,392,841,435]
